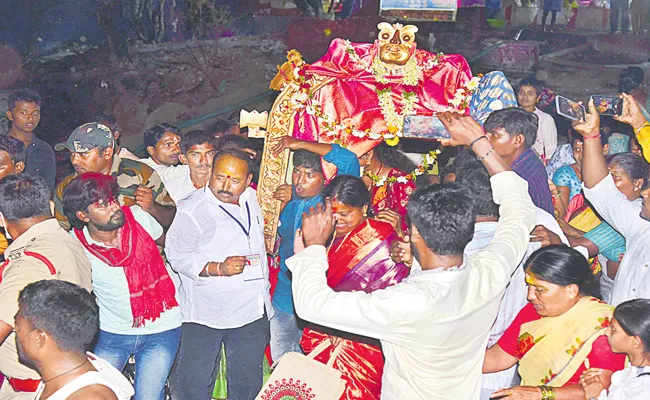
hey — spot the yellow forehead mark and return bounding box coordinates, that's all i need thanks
[525,273,538,286]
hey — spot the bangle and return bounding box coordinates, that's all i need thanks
[476,146,495,161]
[215,262,222,277]
[539,386,557,400]
[583,134,601,140]
[635,122,650,136]
[469,135,488,150]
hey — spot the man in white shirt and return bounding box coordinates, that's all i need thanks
[14,280,134,400]
[288,113,536,400]
[441,153,579,397]
[517,77,558,162]
[165,130,217,203]
[166,148,272,400]
[139,124,187,183]
[61,173,182,400]
[578,99,650,306]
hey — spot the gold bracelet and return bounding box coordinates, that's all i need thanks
[539,385,557,400]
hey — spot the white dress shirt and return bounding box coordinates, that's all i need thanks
[287,171,536,400]
[165,186,272,329]
[598,366,650,399]
[532,108,558,161]
[583,174,650,306]
[164,169,200,203]
[138,158,189,184]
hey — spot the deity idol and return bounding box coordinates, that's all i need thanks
[277,22,473,157]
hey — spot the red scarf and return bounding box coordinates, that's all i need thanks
[74,206,178,327]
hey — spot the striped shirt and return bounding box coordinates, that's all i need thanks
[511,148,554,215]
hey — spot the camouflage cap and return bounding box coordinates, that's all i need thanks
[55,122,115,152]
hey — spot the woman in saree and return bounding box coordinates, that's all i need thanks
[358,142,418,234]
[580,299,650,399]
[299,175,410,400]
[484,245,626,399]
[555,152,646,300]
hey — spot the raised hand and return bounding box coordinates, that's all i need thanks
[572,99,600,138]
[273,184,293,203]
[390,236,412,266]
[301,198,335,247]
[272,136,302,156]
[436,112,485,147]
[615,93,647,131]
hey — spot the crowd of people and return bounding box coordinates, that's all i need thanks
[0,65,649,400]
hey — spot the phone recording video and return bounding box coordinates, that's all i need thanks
[590,95,622,117]
[555,95,586,122]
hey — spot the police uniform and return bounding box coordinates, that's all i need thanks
[0,220,91,400]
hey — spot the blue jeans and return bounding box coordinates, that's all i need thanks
[93,327,181,400]
[269,305,304,361]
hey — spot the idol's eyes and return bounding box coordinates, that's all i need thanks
[381,33,390,40]
[402,35,412,42]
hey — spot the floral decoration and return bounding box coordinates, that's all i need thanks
[366,149,441,187]
[515,332,546,359]
[541,369,557,385]
[288,42,481,146]
[448,74,482,110]
[596,316,611,330]
[260,378,316,400]
[566,337,585,356]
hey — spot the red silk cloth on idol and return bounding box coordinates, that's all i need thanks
[301,219,410,399]
[370,168,417,234]
[293,38,473,159]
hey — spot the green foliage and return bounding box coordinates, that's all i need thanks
[186,0,233,38]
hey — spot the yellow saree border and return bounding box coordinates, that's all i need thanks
[518,297,614,387]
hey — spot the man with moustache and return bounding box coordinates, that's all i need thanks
[164,130,217,203]
[139,124,187,183]
[14,280,134,400]
[165,149,271,400]
[53,123,175,231]
[61,173,181,400]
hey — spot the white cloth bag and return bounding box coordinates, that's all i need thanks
[256,341,345,400]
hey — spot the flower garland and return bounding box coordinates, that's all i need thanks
[288,42,481,147]
[366,149,441,187]
[449,75,482,110]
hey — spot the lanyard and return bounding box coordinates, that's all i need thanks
[219,202,251,248]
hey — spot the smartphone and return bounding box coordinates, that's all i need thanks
[555,95,586,122]
[590,95,622,116]
[402,115,450,139]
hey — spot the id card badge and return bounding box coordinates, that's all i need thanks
[243,253,264,281]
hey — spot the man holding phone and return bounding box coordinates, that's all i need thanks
[517,77,558,162]
[53,122,176,231]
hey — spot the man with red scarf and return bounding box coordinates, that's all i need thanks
[61,173,182,400]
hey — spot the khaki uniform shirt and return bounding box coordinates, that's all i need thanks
[0,219,92,379]
[53,154,175,230]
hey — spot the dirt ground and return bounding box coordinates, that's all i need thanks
[5,16,649,163]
